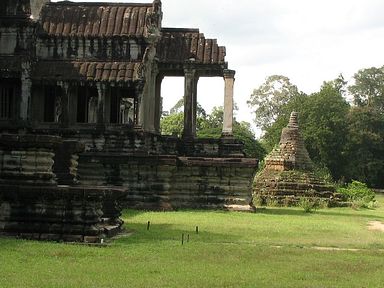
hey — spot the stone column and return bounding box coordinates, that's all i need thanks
[135,81,145,129]
[183,69,197,138]
[20,61,32,121]
[96,83,106,128]
[145,66,158,133]
[192,76,199,136]
[57,81,70,128]
[154,74,164,134]
[222,69,235,136]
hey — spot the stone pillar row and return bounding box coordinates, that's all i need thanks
[180,68,235,138]
[19,65,235,136]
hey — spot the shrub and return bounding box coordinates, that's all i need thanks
[252,195,264,207]
[298,197,319,213]
[314,165,333,183]
[337,180,376,209]
[266,197,279,207]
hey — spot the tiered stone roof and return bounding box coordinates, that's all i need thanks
[157,28,226,65]
[32,61,142,82]
[39,2,158,38]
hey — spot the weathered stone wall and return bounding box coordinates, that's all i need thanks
[74,132,258,210]
[78,154,256,210]
[0,133,127,242]
[0,184,126,242]
[253,170,341,206]
[0,134,61,185]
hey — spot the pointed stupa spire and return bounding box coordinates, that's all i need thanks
[264,111,313,171]
[287,111,299,129]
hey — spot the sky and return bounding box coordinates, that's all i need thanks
[53,0,384,135]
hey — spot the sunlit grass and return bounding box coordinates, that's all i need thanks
[0,196,383,287]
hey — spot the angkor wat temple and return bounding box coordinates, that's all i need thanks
[0,0,258,242]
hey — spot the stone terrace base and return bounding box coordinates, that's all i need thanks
[78,154,258,211]
[253,170,345,207]
[0,185,126,243]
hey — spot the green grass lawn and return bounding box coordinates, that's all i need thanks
[1,196,384,288]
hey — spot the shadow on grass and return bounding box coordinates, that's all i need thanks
[255,207,309,216]
[254,207,384,220]
[118,222,240,245]
[122,209,147,219]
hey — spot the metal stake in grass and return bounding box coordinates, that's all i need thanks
[187,234,190,242]
[182,233,184,245]
[196,226,199,234]
[147,221,150,231]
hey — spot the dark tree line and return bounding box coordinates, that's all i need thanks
[248,66,384,188]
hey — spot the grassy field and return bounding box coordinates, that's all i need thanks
[1,196,384,288]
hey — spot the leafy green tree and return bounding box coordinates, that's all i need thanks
[260,92,307,151]
[197,106,265,158]
[248,75,303,131]
[344,106,384,187]
[233,121,266,159]
[299,82,350,180]
[344,66,384,187]
[199,106,223,132]
[255,79,349,180]
[161,98,207,137]
[161,102,265,159]
[169,98,207,117]
[348,66,384,111]
[160,112,184,136]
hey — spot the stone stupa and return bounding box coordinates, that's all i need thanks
[253,112,339,206]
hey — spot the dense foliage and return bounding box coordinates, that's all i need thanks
[249,66,384,188]
[337,180,376,208]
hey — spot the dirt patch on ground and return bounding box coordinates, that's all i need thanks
[368,221,384,232]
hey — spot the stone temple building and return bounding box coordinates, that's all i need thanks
[0,0,258,242]
[253,112,338,206]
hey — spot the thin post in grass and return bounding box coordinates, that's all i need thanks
[182,233,184,245]
[195,226,199,234]
[187,234,190,242]
[147,221,150,230]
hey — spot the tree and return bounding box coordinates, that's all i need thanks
[161,98,207,137]
[248,75,303,131]
[161,103,265,159]
[348,66,384,111]
[260,92,307,152]
[169,98,207,117]
[233,121,266,159]
[197,106,266,159]
[299,82,350,180]
[345,66,384,187]
[344,106,384,187]
[160,112,183,136]
[257,79,350,180]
